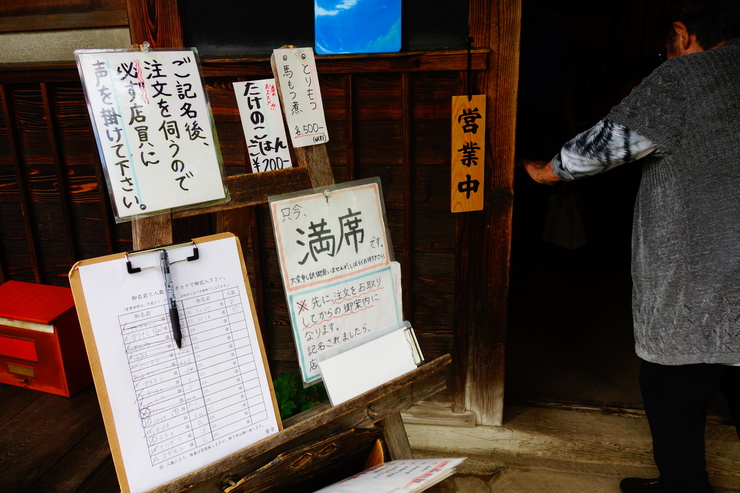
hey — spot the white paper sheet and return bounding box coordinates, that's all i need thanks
[75,235,279,493]
[313,458,466,493]
[318,322,423,405]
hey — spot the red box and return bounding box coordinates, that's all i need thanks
[0,280,92,397]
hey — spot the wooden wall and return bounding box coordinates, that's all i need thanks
[0,0,127,32]
[0,0,519,425]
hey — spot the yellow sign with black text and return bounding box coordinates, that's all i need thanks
[451,94,485,212]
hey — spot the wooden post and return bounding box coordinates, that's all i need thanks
[132,213,173,250]
[452,0,520,426]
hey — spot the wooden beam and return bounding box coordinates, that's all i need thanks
[1,84,42,283]
[452,0,520,426]
[41,83,78,267]
[126,0,183,48]
[131,213,173,251]
[0,11,128,33]
[173,168,314,219]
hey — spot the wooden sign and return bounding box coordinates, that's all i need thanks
[75,48,229,222]
[451,94,486,213]
[272,47,329,147]
[233,79,293,173]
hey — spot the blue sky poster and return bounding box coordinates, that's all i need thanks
[315,0,402,55]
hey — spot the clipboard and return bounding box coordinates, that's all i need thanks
[68,232,282,493]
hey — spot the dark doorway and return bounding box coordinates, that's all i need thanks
[507,0,732,420]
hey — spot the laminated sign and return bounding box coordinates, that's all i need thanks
[272,47,329,148]
[233,79,293,173]
[269,178,403,384]
[75,48,229,221]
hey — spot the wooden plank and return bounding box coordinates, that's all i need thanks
[0,51,488,84]
[0,383,44,427]
[225,428,384,493]
[126,0,183,48]
[132,212,173,250]
[2,84,42,283]
[380,412,413,460]
[0,385,103,491]
[401,400,476,427]
[0,0,126,17]
[29,411,117,492]
[0,11,128,33]
[160,354,450,493]
[41,83,78,267]
[400,72,414,322]
[294,144,335,189]
[200,51,488,77]
[173,168,313,219]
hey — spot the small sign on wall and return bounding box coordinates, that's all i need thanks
[233,79,293,173]
[451,94,486,213]
[272,47,329,148]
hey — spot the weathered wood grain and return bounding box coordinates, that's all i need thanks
[224,428,384,493]
[0,386,108,491]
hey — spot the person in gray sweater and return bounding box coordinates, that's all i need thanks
[522,1,740,492]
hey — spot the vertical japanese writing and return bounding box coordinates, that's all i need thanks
[233,79,292,173]
[93,58,143,210]
[270,180,400,383]
[455,107,482,198]
[450,95,486,212]
[77,50,227,219]
[273,47,329,147]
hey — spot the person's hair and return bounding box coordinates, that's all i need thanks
[658,0,740,49]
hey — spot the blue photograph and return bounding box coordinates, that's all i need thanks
[315,0,402,55]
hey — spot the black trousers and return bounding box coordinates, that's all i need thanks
[639,361,740,493]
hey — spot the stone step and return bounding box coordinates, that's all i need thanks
[405,404,740,493]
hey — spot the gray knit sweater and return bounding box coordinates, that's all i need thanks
[604,38,740,365]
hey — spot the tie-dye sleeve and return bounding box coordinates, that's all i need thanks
[551,119,660,181]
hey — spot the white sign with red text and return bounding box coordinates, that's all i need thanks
[233,79,293,173]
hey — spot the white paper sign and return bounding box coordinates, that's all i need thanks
[273,47,329,147]
[319,323,422,405]
[314,458,466,493]
[287,262,403,383]
[270,178,403,383]
[233,79,293,173]
[75,49,228,221]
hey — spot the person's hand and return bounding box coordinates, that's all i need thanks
[521,159,560,185]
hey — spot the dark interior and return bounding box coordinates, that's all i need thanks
[507,0,732,421]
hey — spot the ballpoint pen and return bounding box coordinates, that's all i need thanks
[160,249,182,348]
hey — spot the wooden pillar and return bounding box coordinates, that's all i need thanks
[452,0,520,426]
[126,0,184,48]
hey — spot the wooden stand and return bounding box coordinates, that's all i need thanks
[131,144,450,492]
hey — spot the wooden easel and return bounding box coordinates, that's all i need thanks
[131,141,451,492]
